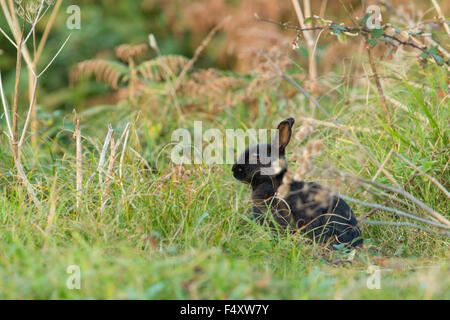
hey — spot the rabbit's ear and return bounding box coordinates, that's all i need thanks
[273,118,295,154]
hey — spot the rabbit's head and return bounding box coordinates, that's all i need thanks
[232,118,294,185]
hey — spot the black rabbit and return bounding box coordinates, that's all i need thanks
[232,118,363,247]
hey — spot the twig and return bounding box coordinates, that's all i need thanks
[12,24,24,155]
[338,171,450,227]
[1,72,40,206]
[20,0,46,48]
[0,71,13,139]
[298,116,377,133]
[18,77,38,147]
[361,220,450,237]
[340,194,449,230]
[0,0,33,68]
[174,15,231,91]
[360,173,418,220]
[292,0,318,92]
[256,16,449,66]
[35,0,62,62]
[367,47,391,123]
[0,25,17,48]
[431,0,450,36]
[38,33,71,78]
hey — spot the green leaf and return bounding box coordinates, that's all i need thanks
[370,28,383,38]
[427,46,439,55]
[431,53,444,66]
[304,17,313,24]
[426,47,444,65]
[359,12,371,24]
[368,39,377,47]
[337,33,347,43]
[420,52,429,60]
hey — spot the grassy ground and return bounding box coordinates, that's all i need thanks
[0,54,449,299]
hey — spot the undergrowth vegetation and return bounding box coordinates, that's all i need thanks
[0,0,449,299]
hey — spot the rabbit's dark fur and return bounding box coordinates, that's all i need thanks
[232,118,363,247]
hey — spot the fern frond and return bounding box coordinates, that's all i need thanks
[181,68,247,106]
[70,60,129,90]
[115,43,148,62]
[136,55,189,82]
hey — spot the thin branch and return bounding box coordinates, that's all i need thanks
[340,194,449,230]
[174,16,231,91]
[35,0,62,62]
[14,157,40,206]
[256,16,450,66]
[0,25,18,48]
[360,173,418,220]
[21,0,46,49]
[18,76,38,147]
[431,0,450,36]
[0,71,14,140]
[0,0,33,69]
[292,0,318,95]
[38,33,71,78]
[338,171,450,227]
[367,47,391,123]
[361,220,450,237]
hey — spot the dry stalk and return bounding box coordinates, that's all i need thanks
[45,168,59,233]
[98,125,114,213]
[74,116,82,209]
[367,47,391,123]
[372,148,394,182]
[339,171,450,227]
[103,123,132,206]
[431,0,450,36]
[30,0,63,146]
[360,173,418,221]
[291,0,318,94]
[119,124,132,205]
[298,117,376,133]
[173,15,231,91]
[363,220,450,237]
[340,194,450,231]
[118,123,131,180]
[0,0,70,206]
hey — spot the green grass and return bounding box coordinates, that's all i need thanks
[0,60,449,299]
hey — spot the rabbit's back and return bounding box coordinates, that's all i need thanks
[285,181,362,246]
